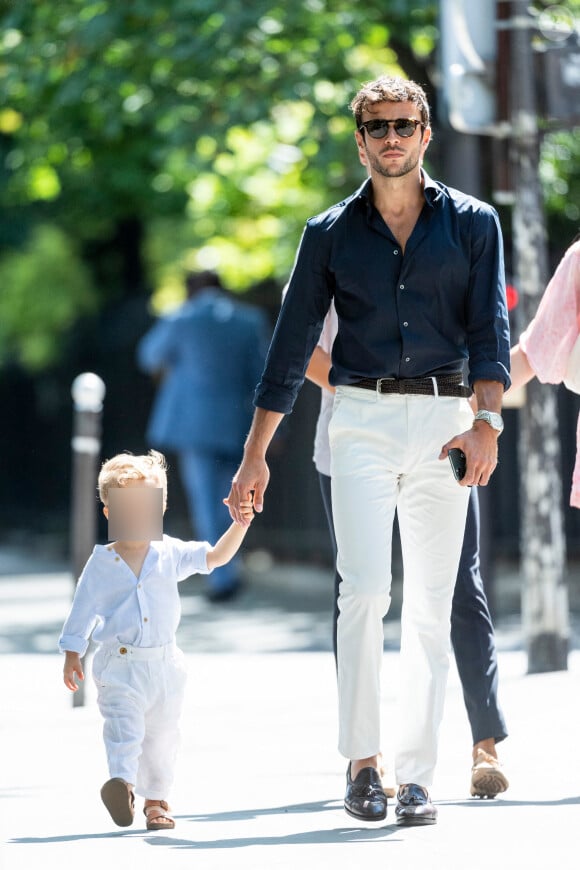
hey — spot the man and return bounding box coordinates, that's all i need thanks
[227,76,510,825]
[137,270,270,602]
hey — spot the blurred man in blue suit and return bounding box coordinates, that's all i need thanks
[137,271,271,601]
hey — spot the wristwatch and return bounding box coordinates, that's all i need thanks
[473,409,504,434]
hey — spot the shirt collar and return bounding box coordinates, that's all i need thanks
[357,169,444,211]
[421,169,444,206]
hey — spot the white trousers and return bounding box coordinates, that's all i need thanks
[329,386,472,787]
[92,642,187,799]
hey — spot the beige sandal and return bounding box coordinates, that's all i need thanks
[470,749,509,798]
[100,778,135,827]
[144,800,175,830]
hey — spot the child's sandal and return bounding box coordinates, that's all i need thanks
[100,778,135,827]
[144,800,175,830]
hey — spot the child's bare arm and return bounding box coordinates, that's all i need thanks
[207,500,254,570]
[63,651,85,692]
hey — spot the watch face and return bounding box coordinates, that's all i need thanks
[476,411,504,431]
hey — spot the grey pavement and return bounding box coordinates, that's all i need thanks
[1,545,580,870]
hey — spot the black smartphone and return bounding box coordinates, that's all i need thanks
[448,448,467,482]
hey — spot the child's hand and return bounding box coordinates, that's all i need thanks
[223,497,255,524]
[239,497,255,524]
[63,652,84,692]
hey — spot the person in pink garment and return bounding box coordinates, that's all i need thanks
[508,237,580,509]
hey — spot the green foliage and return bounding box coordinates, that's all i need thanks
[540,128,580,241]
[1,0,577,367]
[533,0,580,240]
[0,0,438,316]
[0,225,96,370]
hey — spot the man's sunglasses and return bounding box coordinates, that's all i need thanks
[358,118,422,139]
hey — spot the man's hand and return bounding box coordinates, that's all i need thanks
[441,378,503,485]
[439,422,499,487]
[63,652,84,692]
[227,454,270,526]
[226,407,284,525]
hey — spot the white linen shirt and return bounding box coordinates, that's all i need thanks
[58,534,211,656]
[313,302,338,476]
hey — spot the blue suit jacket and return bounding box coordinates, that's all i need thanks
[137,289,271,455]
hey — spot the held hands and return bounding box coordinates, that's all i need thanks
[222,495,255,524]
[226,454,270,527]
[439,421,499,487]
[63,652,84,692]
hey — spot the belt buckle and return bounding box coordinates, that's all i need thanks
[376,377,394,395]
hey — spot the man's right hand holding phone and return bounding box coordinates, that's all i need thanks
[448,447,467,483]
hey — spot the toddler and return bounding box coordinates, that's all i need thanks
[59,450,253,829]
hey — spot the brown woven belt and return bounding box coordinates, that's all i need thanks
[351,375,472,398]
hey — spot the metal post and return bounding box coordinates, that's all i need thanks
[70,373,106,706]
[506,0,569,672]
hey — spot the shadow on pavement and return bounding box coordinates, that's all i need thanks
[438,795,580,808]
[10,799,404,848]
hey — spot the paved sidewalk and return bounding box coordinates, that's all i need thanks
[1,554,579,870]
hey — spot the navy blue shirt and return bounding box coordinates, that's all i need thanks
[255,171,511,414]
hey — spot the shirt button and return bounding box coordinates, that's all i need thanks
[405,357,410,362]
[119,647,127,655]
[114,557,120,562]
[403,321,408,327]
[143,617,149,623]
[393,249,399,255]
[400,284,405,290]
[137,584,142,589]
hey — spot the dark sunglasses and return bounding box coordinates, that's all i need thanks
[359,118,422,139]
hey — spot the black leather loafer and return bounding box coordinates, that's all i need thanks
[344,764,388,821]
[395,783,437,826]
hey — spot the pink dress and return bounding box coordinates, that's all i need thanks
[519,240,580,508]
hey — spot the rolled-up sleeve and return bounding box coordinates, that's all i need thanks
[58,573,98,656]
[519,244,580,384]
[254,222,334,413]
[173,539,212,579]
[465,208,511,389]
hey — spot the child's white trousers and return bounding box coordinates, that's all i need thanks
[92,642,187,799]
[329,387,473,787]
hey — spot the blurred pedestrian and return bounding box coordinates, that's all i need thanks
[507,236,580,508]
[59,450,254,828]
[227,75,510,826]
[137,271,270,601]
[306,303,509,799]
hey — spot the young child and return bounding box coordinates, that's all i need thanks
[59,450,253,830]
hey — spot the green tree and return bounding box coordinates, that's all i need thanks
[0,225,96,369]
[0,0,438,341]
[0,0,577,367]
[533,0,580,245]
[540,130,580,243]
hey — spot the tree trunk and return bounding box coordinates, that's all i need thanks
[510,0,568,673]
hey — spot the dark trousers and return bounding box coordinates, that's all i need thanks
[318,473,507,747]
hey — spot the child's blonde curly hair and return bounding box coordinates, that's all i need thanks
[98,450,168,507]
